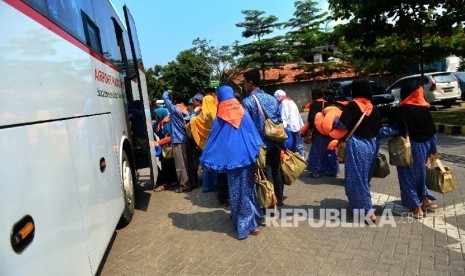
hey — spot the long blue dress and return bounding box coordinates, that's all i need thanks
[344,136,377,213]
[227,165,264,239]
[200,85,264,239]
[202,170,218,192]
[396,136,438,209]
[307,132,339,175]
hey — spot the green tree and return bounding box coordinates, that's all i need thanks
[235,10,291,81]
[285,0,329,62]
[191,38,241,85]
[161,49,212,101]
[282,0,347,82]
[328,0,465,74]
[145,65,167,105]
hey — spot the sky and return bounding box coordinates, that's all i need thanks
[111,0,329,69]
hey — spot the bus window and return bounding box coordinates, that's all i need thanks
[93,0,122,66]
[47,0,85,42]
[81,11,103,54]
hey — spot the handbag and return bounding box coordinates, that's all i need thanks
[281,149,307,185]
[373,153,390,178]
[388,135,412,166]
[337,111,366,163]
[162,144,173,159]
[255,168,277,209]
[426,157,457,194]
[257,146,267,169]
[252,95,288,142]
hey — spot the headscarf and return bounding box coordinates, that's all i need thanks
[217,86,244,128]
[154,107,168,119]
[200,85,263,172]
[153,107,171,137]
[351,79,374,116]
[189,93,218,149]
[400,83,430,107]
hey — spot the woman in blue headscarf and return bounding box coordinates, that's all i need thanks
[200,85,264,239]
[152,107,176,192]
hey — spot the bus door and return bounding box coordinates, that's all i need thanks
[120,6,156,183]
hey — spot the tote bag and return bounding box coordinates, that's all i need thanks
[373,153,390,178]
[426,158,457,194]
[388,135,412,166]
[281,150,307,185]
[256,169,277,209]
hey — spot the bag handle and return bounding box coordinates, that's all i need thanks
[252,94,266,120]
[435,158,447,173]
[256,168,267,182]
[345,111,367,142]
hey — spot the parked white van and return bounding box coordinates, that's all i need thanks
[387,72,461,108]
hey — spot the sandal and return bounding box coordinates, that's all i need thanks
[153,185,166,192]
[421,203,437,211]
[250,229,259,236]
[408,208,423,219]
[310,172,320,178]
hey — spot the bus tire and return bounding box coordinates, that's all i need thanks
[118,151,135,228]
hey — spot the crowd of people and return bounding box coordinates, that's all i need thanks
[147,69,439,240]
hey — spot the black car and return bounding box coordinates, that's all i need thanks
[327,80,399,123]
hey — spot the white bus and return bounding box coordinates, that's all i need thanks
[0,0,157,275]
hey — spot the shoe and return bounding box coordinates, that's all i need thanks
[310,172,320,178]
[175,187,191,193]
[250,229,259,236]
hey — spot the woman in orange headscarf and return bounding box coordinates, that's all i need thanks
[333,80,382,223]
[306,89,339,178]
[390,83,438,219]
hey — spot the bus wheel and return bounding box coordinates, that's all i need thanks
[118,151,135,228]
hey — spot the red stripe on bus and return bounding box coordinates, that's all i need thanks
[4,0,121,73]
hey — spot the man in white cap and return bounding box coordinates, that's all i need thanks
[274,89,304,155]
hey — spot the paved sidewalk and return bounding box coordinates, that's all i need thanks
[99,134,465,276]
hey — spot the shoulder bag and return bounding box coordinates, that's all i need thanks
[252,95,288,142]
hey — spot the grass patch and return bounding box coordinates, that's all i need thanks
[431,107,465,125]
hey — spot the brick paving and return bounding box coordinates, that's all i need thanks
[99,133,465,276]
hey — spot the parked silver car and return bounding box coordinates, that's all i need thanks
[387,72,461,108]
